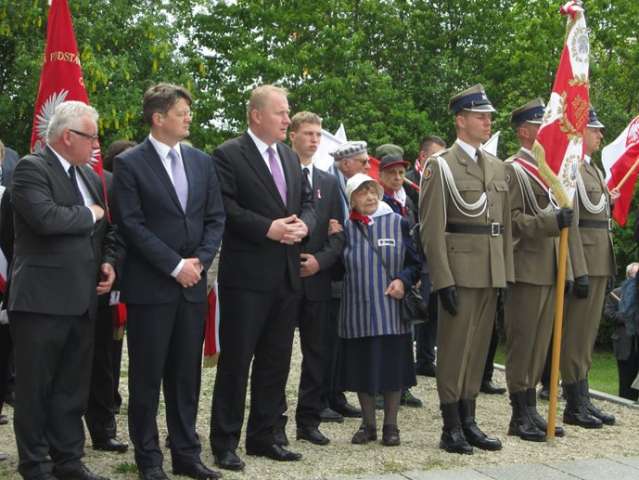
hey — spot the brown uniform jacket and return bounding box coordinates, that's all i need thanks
[505,149,561,286]
[569,160,615,278]
[419,142,515,291]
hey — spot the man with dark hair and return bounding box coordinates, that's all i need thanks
[405,135,446,207]
[210,85,315,470]
[113,83,225,480]
[419,84,514,455]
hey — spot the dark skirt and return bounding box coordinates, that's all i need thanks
[336,333,416,395]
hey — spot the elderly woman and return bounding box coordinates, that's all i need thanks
[336,174,419,447]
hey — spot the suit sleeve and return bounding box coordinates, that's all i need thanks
[419,159,454,291]
[112,156,182,277]
[313,182,345,271]
[11,158,93,236]
[213,146,274,243]
[193,155,225,271]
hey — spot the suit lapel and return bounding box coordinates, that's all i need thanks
[77,166,105,208]
[483,152,495,185]
[240,133,286,210]
[44,146,84,206]
[142,138,183,212]
[452,143,483,182]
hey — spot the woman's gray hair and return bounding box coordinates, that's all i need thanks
[46,101,99,143]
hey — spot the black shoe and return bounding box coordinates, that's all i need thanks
[416,363,436,377]
[173,461,221,480]
[296,426,330,445]
[400,389,423,408]
[331,402,361,418]
[351,424,377,444]
[525,388,564,437]
[0,414,7,425]
[273,427,289,446]
[563,381,602,429]
[319,407,344,423]
[93,438,128,453]
[580,379,615,425]
[214,450,244,471]
[459,399,502,451]
[440,427,473,455]
[245,443,302,461]
[53,462,109,480]
[381,425,400,446]
[480,381,506,395]
[138,466,169,480]
[507,392,546,442]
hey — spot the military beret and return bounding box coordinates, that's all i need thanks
[375,143,404,159]
[588,107,605,129]
[449,84,496,115]
[511,98,545,127]
[330,141,368,161]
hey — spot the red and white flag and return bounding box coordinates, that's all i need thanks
[533,1,590,206]
[602,115,639,226]
[204,282,221,367]
[30,0,104,180]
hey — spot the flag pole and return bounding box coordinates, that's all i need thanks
[611,156,639,193]
[547,225,569,440]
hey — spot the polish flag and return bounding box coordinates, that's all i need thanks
[204,281,221,367]
[602,115,639,226]
[532,1,590,206]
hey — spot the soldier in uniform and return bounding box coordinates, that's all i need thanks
[419,84,514,455]
[561,107,617,429]
[503,99,572,442]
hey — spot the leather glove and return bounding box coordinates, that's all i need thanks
[565,280,574,296]
[556,207,574,230]
[574,275,589,299]
[438,286,458,316]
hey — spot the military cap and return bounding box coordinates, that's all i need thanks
[587,107,605,129]
[345,173,383,206]
[449,84,496,114]
[511,98,546,127]
[375,143,404,159]
[380,153,409,170]
[331,141,368,161]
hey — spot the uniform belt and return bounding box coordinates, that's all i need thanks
[446,222,504,236]
[578,219,611,230]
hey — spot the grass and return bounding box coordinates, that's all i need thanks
[493,345,619,396]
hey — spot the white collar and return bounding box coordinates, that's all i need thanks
[48,145,72,173]
[455,138,478,162]
[247,128,277,155]
[149,134,181,160]
[584,155,591,165]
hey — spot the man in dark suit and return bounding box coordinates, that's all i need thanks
[9,101,117,480]
[286,111,344,445]
[113,84,225,480]
[0,141,19,188]
[210,85,315,470]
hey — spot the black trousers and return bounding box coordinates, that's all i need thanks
[11,311,93,479]
[127,299,206,470]
[617,338,639,401]
[0,322,11,415]
[415,292,438,368]
[295,299,329,428]
[85,302,119,441]
[210,281,300,452]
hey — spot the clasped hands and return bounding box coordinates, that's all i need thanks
[267,215,308,245]
[176,258,203,288]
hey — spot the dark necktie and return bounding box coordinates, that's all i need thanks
[302,167,312,198]
[68,166,84,205]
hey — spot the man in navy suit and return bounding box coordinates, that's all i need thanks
[113,84,225,480]
[210,85,315,470]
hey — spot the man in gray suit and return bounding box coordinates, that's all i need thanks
[9,101,118,480]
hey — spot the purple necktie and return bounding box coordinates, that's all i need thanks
[267,147,287,204]
[168,148,188,211]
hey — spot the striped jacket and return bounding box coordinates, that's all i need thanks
[339,211,419,339]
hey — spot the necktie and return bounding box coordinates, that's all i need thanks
[476,150,486,176]
[68,166,84,205]
[267,147,287,204]
[302,167,312,198]
[168,148,188,211]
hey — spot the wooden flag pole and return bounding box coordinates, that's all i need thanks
[611,156,639,193]
[547,226,569,440]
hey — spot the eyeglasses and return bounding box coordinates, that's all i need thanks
[69,129,99,142]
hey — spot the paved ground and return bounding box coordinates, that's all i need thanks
[345,456,639,480]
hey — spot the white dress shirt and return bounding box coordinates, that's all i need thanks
[247,128,285,175]
[455,138,479,162]
[49,146,96,224]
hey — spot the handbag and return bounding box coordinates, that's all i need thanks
[354,222,428,324]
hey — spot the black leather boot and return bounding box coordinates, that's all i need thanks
[507,391,546,442]
[459,398,502,451]
[563,381,602,429]
[439,402,473,455]
[580,379,615,425]
[525,388,564,437]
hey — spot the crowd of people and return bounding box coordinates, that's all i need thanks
[0,81,637,480]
